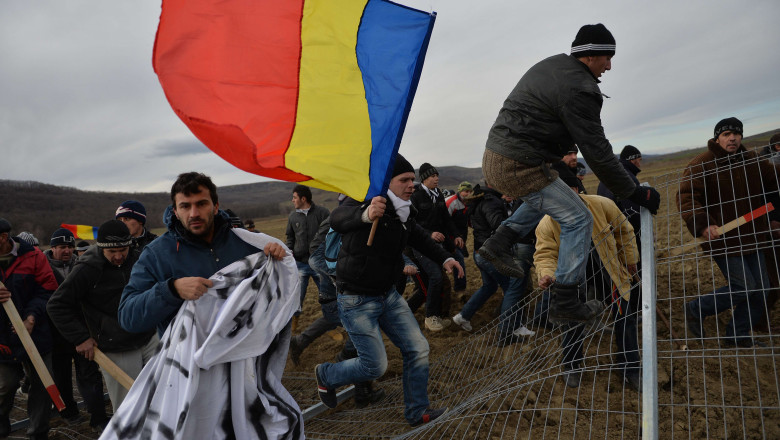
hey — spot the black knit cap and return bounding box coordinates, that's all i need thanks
[50,228,75,247]
[770,133,780,146]
[0,218,10,234]
[620,145,642,161]
[76,240,90,252]
[96,220,133,249]
[713,117,743,139]
[418,162,439,182]
[571,24,616,57]
[392,154,414,177]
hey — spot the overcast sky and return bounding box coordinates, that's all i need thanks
[2,1,779,192]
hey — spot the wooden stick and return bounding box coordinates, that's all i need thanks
[716,202,774,236]
[679,202,775,251]
[94,348,134,391]
[0,282,66,410]
[367,218,379,246]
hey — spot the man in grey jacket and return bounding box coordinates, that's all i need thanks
[479,24,660,323]
[285,185,330,317]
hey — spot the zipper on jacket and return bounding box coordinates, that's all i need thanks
[211,248,219,263]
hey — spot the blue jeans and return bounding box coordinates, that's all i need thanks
[502,178,592,285]
[296,261,322,312]
[689,252,770,340]
[461,246,532,335]
[411,249,446,317]
[308,244,337,303]
[319,288,430,422]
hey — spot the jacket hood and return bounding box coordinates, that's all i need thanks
[10,237,35,257]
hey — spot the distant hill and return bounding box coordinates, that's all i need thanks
[2,128,775,244]
[0,165,484,243]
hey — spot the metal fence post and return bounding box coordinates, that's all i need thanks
[640,201,658,440]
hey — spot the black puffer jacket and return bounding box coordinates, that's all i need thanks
[485,53,635,199]
[410,184,460,252]
[468,187,507,252]
[47,246,155,352]
[331,197,450,296]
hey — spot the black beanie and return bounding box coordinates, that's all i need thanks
[714,117,743,139]
[418,162,439,182]
[392,154,414,177]
[0,218,10,234]
[571,24,616,57]
[620,145,642,161]
[50,228,75,247]
[115,200,147,224]
[96,220,133,248]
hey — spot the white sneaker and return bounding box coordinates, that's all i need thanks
[425,316,449,332]
[452,313,472,332]
[513,325,535,337]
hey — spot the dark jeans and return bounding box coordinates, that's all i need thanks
[408,248,450,317]
[52,350,107,425]
[688,251,770,342]
[298,300,356,359]
[0,354,52,437]
[453,247,467,291]
[461,246,533,335]
[561,255,639,375]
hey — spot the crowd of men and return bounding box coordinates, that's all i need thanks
[1,22,779,440]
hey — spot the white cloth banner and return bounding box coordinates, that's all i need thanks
[100,230,303,440]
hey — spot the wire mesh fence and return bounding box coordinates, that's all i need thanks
[298,144,780,439]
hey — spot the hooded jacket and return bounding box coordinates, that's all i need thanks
[485,53,635,199]
[677,139,780,255]
[119,207,261,335]
[331,196,451,296]
[47,246,155,352]
[1,238,57,362]
[535,194,638,300]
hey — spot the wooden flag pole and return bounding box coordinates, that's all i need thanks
[367,218,379,246]
[0,281,66,410]
[94,348,134,391]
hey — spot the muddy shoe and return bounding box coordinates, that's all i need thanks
[354,381,386,408]
[409,407,448,427]
[452,313,472,332]
[563,369,581,388]
[548,283,602,322]
[425,316,450,332]
[479,226,525,278]
[315,364,338,408]
[289,335,304,366]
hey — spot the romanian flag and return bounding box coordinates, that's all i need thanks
[60,224,98,240]
[152,0,436,201]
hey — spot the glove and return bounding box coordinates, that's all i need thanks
[629,185,661,215]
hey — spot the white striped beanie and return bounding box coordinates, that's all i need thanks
[571,24,615,57]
